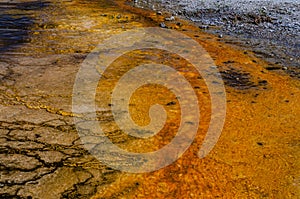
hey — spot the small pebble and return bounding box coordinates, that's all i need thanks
[165,16,175,21]
[160,22,166,28]
[166,101,176,106]
[219,34,223,38]
[199,25,209,29]
[265,66,282,70]
[283,67,288,70]
[259,80,268,84]
[257,142,264,146]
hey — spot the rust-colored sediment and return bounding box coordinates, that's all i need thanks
[91,0,300,198]
[0,0,298,198]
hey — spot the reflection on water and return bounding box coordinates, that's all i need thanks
[0,1,48,53]
[0,14,32,52]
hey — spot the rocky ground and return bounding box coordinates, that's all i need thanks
[131,0,300,77]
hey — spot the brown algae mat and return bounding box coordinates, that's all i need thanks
[0,0,299,198]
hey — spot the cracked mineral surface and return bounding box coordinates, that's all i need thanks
[0,0,147,198]
[1,0,300,198]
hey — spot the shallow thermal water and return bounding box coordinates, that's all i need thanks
[0,0,299,198]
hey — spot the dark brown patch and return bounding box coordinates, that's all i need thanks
[220,68,257,90]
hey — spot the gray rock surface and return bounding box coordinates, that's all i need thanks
[132,0,300,77]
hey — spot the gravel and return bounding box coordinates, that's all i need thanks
[132,0,300,76]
